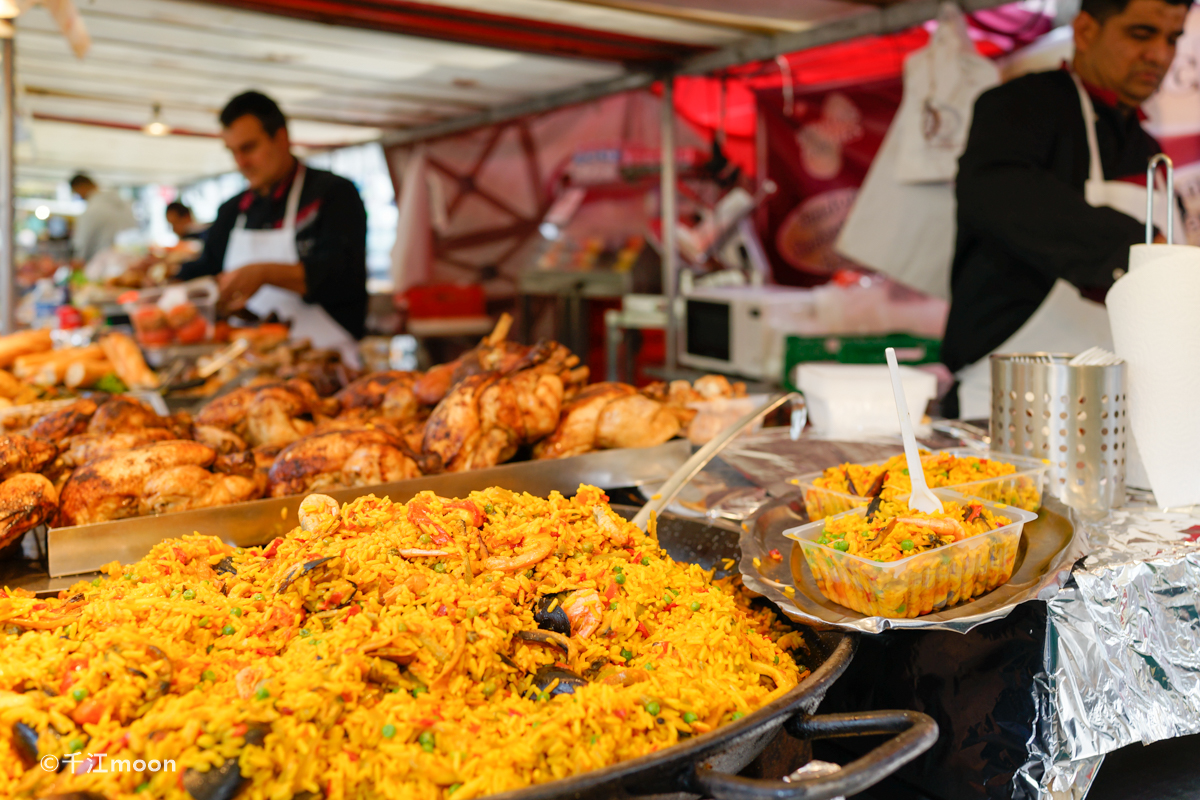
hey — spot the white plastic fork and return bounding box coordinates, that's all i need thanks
[886,347,943,514]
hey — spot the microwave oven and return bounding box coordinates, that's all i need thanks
[678,285,810,380]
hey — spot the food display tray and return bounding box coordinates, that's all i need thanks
[794,448,1049,521]
[784,490,1038,618]
[741,492,1083,634]
[46,439,691,578]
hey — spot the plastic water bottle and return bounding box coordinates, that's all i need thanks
[389,335,418,371]
[31,279,64,329]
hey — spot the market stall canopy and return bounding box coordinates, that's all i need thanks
[11,0,1012,193]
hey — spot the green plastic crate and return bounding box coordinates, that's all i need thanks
[783,333,941,392]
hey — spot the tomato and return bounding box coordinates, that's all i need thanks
[165,302,197,329]
[174,316,209,345]
[71,697,105,725]
[137,328,174,347]
[59,658,88,694]
[132,304,166,325]
[444,500,483,527]
[407,503,450,545]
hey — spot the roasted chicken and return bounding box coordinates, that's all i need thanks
[412,314,587,406]
[214,444,283,497]
[421,340,579,472]
[0,473,57,549]
[195,379,337,449]
[532,383,636,460]
[667,375,747,404]
[88,395,193,438]
[27,399,97,440]
[0,434,58,480]
[422,374,520,473]
[267,426,423,497]
[49,429,178,486]
[533,382,689,460]
[56,440,218,526]
[335,371,422,425]
[139,466,259,517]
[193,425,249,455]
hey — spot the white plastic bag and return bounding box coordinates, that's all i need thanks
[836,3,998,300]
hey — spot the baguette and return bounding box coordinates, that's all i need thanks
[12,344,106,377]
[100,333,159,390]
[63,359,116,389]
[0,329,52,367]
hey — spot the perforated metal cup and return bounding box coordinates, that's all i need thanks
[989,353,1128,512]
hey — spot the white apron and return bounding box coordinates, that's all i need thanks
[223,164,361,367]
[955,75,1181,418]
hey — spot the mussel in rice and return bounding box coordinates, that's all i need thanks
[182,726,266,800]
[864,494,883,522]
[515,629,573,658]
[864,469,888,498]
[213,556,237,577]
[528,665,587,698]
[12,721,39,766]
[843,467,859,497]
[276,557,335,594]
[533,593,570,636]
[304,579,359,616]
[367,657,405,687]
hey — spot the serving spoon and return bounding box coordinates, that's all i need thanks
[885,347,942,514]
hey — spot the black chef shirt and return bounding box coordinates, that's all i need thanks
[943,69,1163,378]
[179,162,369,339]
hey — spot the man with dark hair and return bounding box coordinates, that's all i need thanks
[179,90,367,363]
[943,0,1189,418]
[165,202,206,241]
[69,172,137,264]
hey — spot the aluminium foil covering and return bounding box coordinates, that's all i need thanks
[1016,500,1200,799]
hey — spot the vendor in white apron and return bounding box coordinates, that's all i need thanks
[943,0,1188,419]
[179,91,367,368]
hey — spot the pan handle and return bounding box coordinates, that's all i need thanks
[690,710,938,800]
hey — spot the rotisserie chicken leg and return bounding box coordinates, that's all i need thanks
[56,440,217,526]
[139,466,260,516]
[267,426,422,497]
[0,473,57,549]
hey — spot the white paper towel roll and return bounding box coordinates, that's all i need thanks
[1127,243,1200,272]
[1108,249,1200,508]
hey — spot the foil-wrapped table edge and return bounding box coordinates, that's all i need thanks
[1016,501,1200,800]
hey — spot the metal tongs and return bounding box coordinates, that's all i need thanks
[1146,153,1175,245]
[162,339,250,393]
[632,392,798,531]
[197,338,250,380]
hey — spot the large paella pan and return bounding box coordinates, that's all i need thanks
[1,486,934,800]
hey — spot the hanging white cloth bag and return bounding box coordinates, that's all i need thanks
[894,2,999,183]
[835,2,999,299]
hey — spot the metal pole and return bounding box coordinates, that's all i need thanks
[660,77,678,375]
[0,33,13,334]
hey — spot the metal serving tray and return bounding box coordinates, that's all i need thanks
[47,439,691,578]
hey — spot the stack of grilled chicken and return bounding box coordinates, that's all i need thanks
[0,315,745,546]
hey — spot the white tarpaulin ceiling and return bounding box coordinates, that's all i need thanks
[9,0,1004,193]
